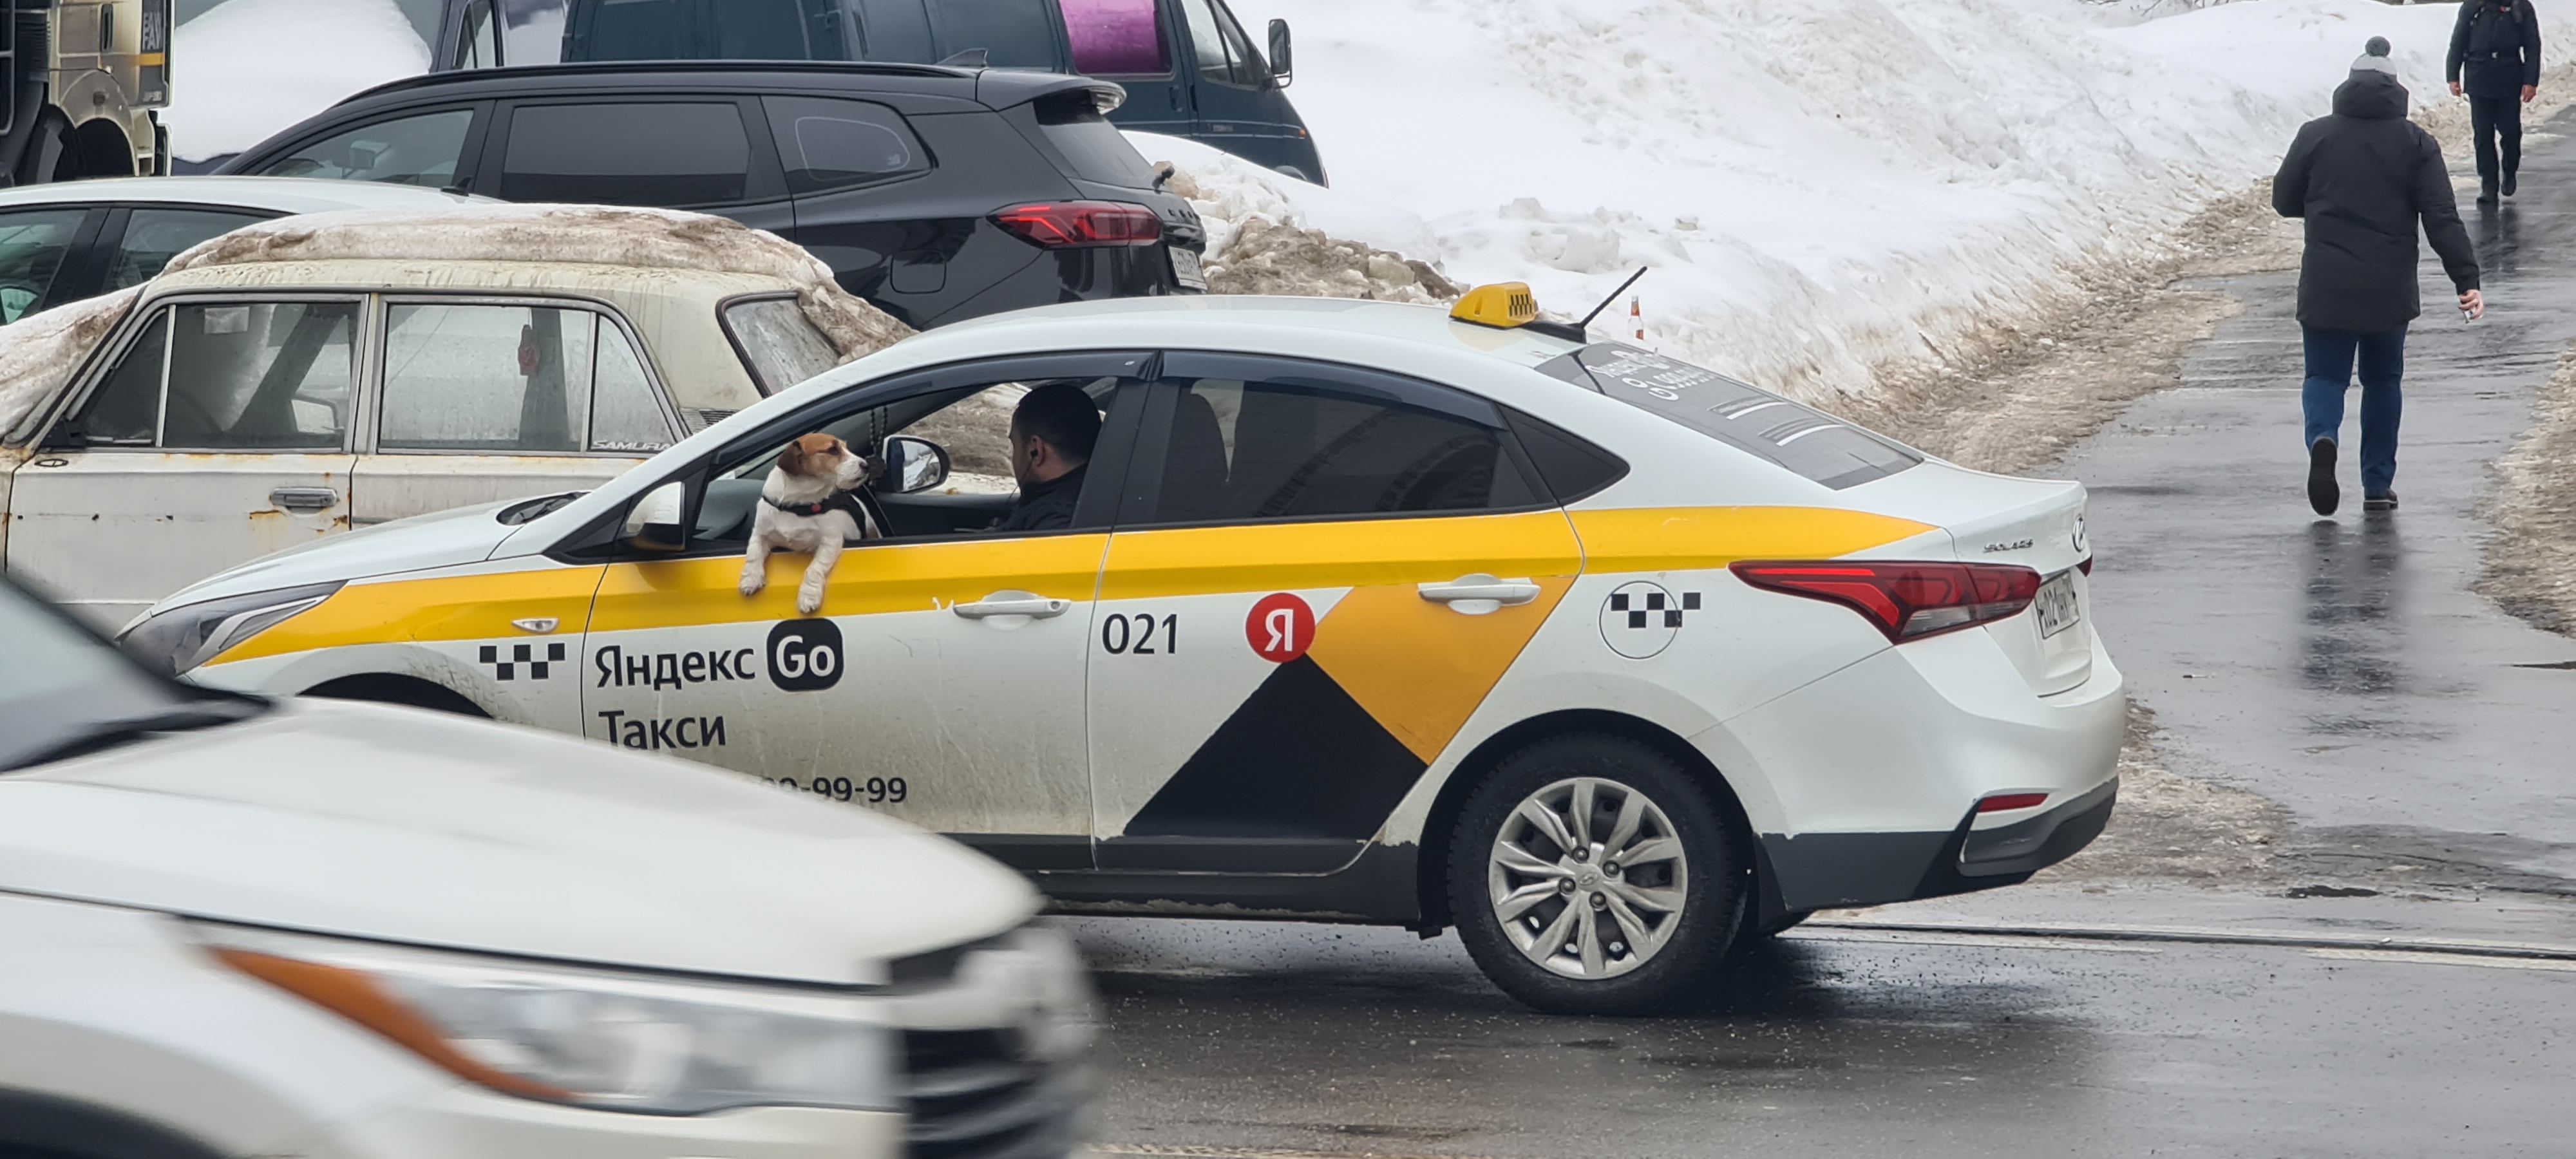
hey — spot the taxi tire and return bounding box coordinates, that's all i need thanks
[1446,735,1743,1015]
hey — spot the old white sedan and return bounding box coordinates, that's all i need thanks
[0,203,905,626]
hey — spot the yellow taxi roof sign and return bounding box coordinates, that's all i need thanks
[1450,282,1537,329]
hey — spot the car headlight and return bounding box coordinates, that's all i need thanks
[194,923,899,1115]
[117,581,344,677]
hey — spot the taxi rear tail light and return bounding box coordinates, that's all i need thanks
[1729,560,2042,643]
[992,201,1161,248]
[1976,792,2050,813]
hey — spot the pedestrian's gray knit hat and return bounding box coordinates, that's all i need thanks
[2351,35,2398,75]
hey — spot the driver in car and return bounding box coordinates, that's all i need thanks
[995,384,1099,532]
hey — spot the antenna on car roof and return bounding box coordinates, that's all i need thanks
[1519,267,1647,343]
[1574,267,1649,332]
[936,48,990,69]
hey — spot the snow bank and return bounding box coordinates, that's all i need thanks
[164,0,429,162]
[164,204,911,358]
[0,288,143,445]
[1181,0,2572,403]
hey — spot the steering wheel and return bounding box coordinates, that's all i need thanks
[853,479,894,538]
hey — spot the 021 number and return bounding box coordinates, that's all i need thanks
[1101,612,1177,655]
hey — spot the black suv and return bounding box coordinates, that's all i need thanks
[216,62,1208,329]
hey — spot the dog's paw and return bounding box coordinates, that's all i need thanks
[739,569,766,597]
[796,590,824,616]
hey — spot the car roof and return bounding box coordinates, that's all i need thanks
[0,176,488,214]
[345,61,1117,113]
[894,294,1589,382]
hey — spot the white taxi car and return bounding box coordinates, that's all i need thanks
[0,203,904,626]
[135,287,2126,1014]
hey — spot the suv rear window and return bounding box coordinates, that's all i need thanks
[1537,344,1920,490]
[500,102,753,206]
[763,97,927,194]
[1025,92,1157,188]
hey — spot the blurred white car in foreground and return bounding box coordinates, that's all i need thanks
[0,576,1089,1159]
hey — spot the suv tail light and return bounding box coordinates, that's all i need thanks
[1729,560,2042,642]
[992,202,1162,248]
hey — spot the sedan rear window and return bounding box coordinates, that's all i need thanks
[723,297,844,394]
[1537,344,1920,490]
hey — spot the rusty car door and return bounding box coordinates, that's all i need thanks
[6,297,364,628]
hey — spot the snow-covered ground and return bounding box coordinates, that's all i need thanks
[162,0,427,163]
[1151,0,2575,401]
[162,0,2571,405]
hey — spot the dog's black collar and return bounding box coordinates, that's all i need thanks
[761,490,864,518]
[762,493,835,517]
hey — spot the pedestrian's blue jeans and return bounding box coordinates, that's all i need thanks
[2301,325,2407,496]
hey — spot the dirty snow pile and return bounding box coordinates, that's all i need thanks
[1146,0,2576,403]
[162,0,429,163]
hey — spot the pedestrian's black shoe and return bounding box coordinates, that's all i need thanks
[2478,180,2501,205]
[2308,438,2340,516]
[2364,491,2399,513]
[2504,171,2518,198]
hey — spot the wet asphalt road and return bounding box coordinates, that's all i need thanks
[1072,917,2576,1157]
[2067,107,2576,890]
[1075,115,2576,1156]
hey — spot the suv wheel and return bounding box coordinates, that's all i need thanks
[1447,735,1743,1015]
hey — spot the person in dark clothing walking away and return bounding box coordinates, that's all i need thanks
[2274,38,2483,516]
[2448,0,2544,204]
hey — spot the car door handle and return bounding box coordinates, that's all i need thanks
[952,591,1074,620]
[269,487,340,512]
[1419,574,1542,615]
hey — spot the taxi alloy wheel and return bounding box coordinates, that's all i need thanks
[1448,735,1741,1015]
[1488,777,1688,981]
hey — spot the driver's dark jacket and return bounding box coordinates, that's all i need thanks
[995,464,1086,532]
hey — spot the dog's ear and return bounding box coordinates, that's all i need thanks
[777,437,810,478]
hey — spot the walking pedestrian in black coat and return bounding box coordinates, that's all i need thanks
[2273,39,2483,516]
[2448,0,2544,203]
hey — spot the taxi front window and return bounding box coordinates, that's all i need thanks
[1537,343,1920,490]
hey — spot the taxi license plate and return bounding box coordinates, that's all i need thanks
[1171,246,1207,291]
[2034,571,2081,639]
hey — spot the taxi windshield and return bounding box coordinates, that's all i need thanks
[1537,343,1920,490]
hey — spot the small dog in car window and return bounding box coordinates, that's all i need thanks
[741,433,882,615]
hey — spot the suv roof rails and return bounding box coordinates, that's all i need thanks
[354,59,975,103]
[349,59,1125,116]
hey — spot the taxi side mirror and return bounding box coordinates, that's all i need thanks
[883,435,949,495]
[622,480,688,553]
[1267,19,1293,88]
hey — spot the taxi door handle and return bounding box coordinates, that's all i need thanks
[953,591,1073,620]
[1419,574,1542,616]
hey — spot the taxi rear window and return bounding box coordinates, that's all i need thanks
[1535,343,1919,490]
